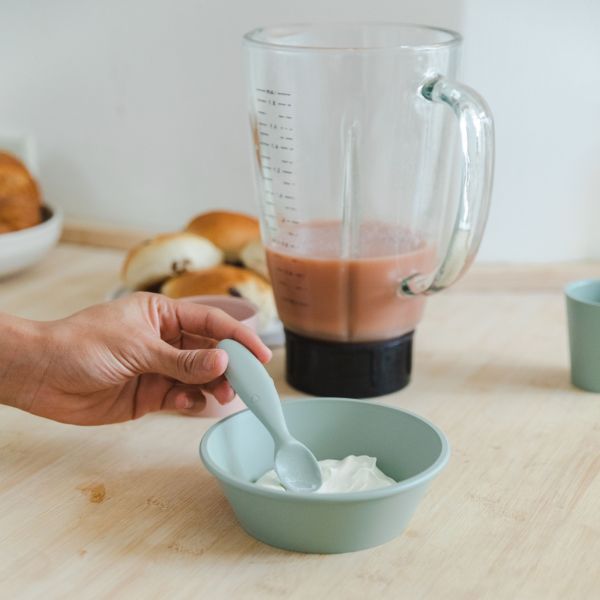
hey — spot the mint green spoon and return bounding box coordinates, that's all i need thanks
[217,339,322,493]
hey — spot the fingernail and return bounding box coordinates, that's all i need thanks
[203,350,217,370]
[176,396,195,410]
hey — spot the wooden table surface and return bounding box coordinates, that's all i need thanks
[1,244,600,599]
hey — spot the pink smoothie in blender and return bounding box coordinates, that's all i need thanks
[267,221,436,343]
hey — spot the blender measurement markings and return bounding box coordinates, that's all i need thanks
[255,87,296,249]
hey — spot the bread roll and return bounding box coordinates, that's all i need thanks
[185,211,260,262]
[0,151,42,233]
[122,232,223,290]
[162,265,277,328]
[240,238,269,280]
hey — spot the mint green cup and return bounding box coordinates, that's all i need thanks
[566,280,600,392]
[200,398,449,554]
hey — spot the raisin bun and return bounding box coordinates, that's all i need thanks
[240,238,269,280]
[122,232,223,291]
[185,211,260,263]
[0,151,42,233]
[161,265,276,328]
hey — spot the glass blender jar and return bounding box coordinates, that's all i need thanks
[243,23,494,397]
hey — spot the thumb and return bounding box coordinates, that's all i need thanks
[148,343,228,384]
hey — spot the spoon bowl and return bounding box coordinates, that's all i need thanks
[275,440,322,493]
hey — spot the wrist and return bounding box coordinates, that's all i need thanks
[0,314,50,412]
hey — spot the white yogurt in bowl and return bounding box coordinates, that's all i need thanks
[256,455,395,493]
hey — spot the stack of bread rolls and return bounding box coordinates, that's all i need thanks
[121,211,276,328]
[0,151,42,234]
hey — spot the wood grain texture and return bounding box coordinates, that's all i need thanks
[1,243,600,599]
[61,218,151,250]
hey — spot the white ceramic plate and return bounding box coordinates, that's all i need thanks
[0,204,63,278]
[0,133,63,278]
[106,286,285,347]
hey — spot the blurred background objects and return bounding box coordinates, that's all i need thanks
[0,0,598,261]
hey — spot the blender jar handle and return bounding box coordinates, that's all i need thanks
[402,76,494,296]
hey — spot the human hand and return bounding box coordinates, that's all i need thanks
[1,293,271,425]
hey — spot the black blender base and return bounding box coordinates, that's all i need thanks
[285,329,413,398]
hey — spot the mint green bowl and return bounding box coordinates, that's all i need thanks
[200,398,449,554]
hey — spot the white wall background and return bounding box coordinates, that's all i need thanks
[1,0,599,262]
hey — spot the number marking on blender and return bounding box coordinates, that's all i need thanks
[254,87,298,251]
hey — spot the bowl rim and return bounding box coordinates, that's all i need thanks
[0,203,63,242]
[200,397,450,502]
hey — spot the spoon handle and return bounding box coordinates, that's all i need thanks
[217,339,291,443]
